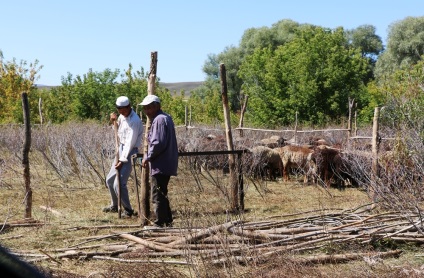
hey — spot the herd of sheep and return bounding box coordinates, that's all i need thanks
[177,132,357,189]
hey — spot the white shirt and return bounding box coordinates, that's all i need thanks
[117,109,143,162]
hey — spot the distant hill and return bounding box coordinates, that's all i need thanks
[159,81,204,95]
[36,84,56,89]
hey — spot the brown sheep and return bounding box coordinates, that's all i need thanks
[310,146,358,188]
[248,146,282,180]
[178,134,229,173]
[259,135,286,148]
[309,146,342,187]
[275,145,313,183]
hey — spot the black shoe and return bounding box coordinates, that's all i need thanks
[153,221,173,227]
[102,206,118,213]
[153,221,163,227]
[122,208,137,218]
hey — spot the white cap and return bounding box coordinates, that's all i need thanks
[139,95,160,106]
[116,96,130,107]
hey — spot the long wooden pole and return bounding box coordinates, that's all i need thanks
[354,103,358,136]
[294,111,298,144]
[189,105,192,127]
[22,92,32,219]
[371,107,381,205]
[132,155,142,221]
[238,94,248,137]
[140,51,157,225]
[184,105,188,128]
[348,98,355,139]
[220,63,240,212]
[113,120,122,218]
[38,97,43,126]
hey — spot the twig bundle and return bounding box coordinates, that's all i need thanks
[10,208,421,266]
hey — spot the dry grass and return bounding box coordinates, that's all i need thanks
[1,123,424,277]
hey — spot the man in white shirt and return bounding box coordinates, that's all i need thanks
[103,96,143,218]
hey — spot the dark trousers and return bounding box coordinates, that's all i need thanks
[151,174,173,226]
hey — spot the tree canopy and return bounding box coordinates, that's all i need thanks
[238,26,369,126]
[200,20,382,125]
[0,50,42,123]
[375,16,424,81]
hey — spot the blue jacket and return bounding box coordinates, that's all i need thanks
[147,110,178,176]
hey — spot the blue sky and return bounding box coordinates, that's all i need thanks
[1,1,423,86]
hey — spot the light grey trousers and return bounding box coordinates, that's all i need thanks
[106,145,138,211]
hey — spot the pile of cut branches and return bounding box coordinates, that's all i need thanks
[9,207,423,266]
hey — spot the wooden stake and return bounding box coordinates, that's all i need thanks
[140,51,157,225]
[113,120,122,218]
[22,92,32,219]
[238,94,248,137]
[220,63,240,212]
[370,107,381,205]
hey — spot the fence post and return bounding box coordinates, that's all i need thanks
[354,102,358,136]
[220,63,240,212]
[348,98,355,139]
[38,97,43,126]
[22,92,32,219]
[370,106,381,205]
[294,111,298,144]
[189,105,192,127]
[238,94,248,138]
[237,152,244,211]
[184,105,188,128]
[140,51,157,225]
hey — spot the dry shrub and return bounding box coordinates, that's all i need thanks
[0,122,115,188]
[346,127,424,214]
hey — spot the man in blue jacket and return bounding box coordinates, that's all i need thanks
[140,95,178,227]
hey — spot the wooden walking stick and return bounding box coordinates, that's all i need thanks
[132,153,142,222]
[113,119,122,218]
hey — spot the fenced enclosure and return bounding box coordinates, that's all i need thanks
[1,102,420,215]
[0,117,398,215]
[2,119,424,277]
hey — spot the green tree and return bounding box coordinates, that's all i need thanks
[201,19,305,113]
[239,26,369,127]
[185,93,204,125]
[161,93,186,126]
[379,58,424,134]
[375,16,424,81]
[357,81,388,123]
[70,68,120,121]
[117,63,148,110]
[189,79,223,125]
[42,65,148,123]
[239,19,304,55]
[346,25,384,83]
[0,50,43,123]
[347,25,384,60]
[41,85,73,124]
[201,47,244,111]
[202,53,220,79]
